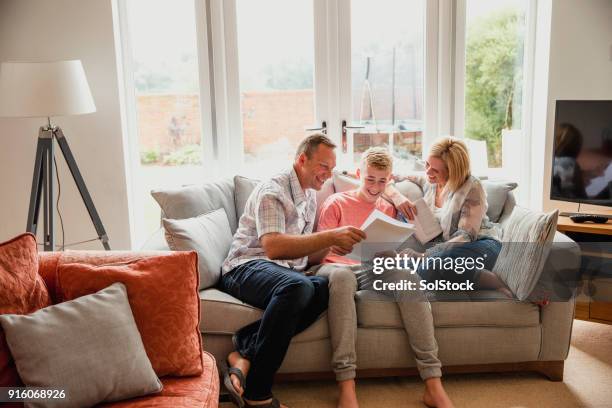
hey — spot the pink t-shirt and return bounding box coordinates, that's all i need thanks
[317,189,397,264]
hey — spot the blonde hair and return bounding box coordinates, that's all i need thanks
[429,137,471,192]
[360,146,393,172]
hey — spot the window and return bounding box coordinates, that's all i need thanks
[117,0,536,245]
[122,0,206,243]
[457,0,530,172]
[235,0,316,177]
[349,0,425,173]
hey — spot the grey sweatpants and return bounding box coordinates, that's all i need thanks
[312,263,442,382]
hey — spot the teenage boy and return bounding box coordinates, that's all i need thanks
[220,134,366,408]
[315,147,454,408]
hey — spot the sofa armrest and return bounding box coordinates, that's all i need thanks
[532,232,582,302]
[539,298,576,361]
[537,232,580,361]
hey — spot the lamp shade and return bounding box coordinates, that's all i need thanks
[0,60,96,118]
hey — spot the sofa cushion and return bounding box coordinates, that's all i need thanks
[163,208,233,289]
[151,178,238,233]
[234,175,260,220]
[394,180,424,202]
[0,282,162,408]
[355,290,540,329]
[0,233,51,388]
[332,171,359,192]
[482,180,518,222]
[493,207,559,300]
[100,351,219,408]
[199,288,329,343]
[57,251,203,377]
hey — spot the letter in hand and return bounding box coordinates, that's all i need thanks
[332,226,366,253]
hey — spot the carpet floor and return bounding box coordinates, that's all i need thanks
[221,319,612,407]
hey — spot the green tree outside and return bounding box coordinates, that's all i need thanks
[464,8,525,167]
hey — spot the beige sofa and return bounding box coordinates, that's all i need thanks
[144,174,580,381]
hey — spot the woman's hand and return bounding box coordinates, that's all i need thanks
[393,195,417,220]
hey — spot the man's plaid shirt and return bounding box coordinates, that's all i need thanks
[222,167,317,274]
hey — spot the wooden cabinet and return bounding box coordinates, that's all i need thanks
[556,216,612,325]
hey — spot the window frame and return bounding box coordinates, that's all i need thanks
[116,0,538,245]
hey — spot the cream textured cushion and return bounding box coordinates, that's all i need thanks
[482,180,518,222]
[234,175,260,220]
[151,178,238,232]
[0,282,162,408]
[493,207,559,300]
[163,208,233,289]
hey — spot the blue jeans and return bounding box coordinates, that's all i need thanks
[416,237,502,284]
[219,260,329,401]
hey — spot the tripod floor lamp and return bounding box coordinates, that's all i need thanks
[0,60,110,251]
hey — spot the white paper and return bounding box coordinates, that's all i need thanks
[411,198,443,244]
[346,210,415,261]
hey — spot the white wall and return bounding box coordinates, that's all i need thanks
[537,0,612,214]
[0,0,133,249]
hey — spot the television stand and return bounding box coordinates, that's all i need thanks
[556,216,612,325]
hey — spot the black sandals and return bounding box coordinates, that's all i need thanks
[221,360,246,408]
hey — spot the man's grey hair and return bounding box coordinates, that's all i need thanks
[295,133,336,159]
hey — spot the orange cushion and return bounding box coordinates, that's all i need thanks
[0,233,51,387]
[99,351,219,408]
[57,251,203,377]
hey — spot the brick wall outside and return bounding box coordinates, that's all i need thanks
[135,87,422,161]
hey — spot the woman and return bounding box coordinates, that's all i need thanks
[386,136,511,296]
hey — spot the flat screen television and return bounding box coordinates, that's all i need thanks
[551,100,612,207]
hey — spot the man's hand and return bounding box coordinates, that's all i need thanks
[330,245,351,256]
[331,226,366,252]
[393,195,417,220]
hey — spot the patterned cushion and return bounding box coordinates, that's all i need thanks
[99,352,219,408]
[0,233,51,388]
[57,251,203,377]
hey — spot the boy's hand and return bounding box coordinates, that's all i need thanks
[331,226,366,252]
[393,195,417,220]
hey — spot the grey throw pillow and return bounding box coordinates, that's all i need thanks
[0,282,162,408]
[482,180,518,222]
[163,208,233,289]
[151,178,239,232]
[234,175,260,220]
[493,207,559,300]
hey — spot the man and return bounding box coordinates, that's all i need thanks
[220,134,366,408]
[315,147,454,408]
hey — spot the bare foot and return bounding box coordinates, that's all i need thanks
[243,398,288,408]
[228,350,250,396]
[337,379,359,408]
[423,378,454,408]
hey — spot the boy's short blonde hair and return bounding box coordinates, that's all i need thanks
[360,147,393,172]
